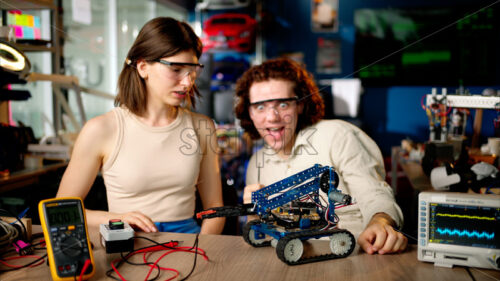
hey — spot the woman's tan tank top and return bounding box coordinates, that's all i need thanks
[101,107,202,222]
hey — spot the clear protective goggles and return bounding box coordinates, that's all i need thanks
[155,59,204,80]
[249,97,299,115]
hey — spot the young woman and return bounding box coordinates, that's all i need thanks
[57,17,224,234]
[235,58,407,254]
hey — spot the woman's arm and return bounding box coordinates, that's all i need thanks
[57,115,109,203]
[56,113,157,232]
[193,114,225,234]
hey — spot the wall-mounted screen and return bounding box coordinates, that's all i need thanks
[354,6,499,86]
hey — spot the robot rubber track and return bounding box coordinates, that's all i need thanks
[275,228,355,265]
[242,220,356,265]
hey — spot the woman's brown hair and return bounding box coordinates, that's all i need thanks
[234,58,325,139]
[115,17,203,115]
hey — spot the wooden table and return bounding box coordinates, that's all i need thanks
[391,146,500,195]
[399,159,432,192]
[0,162,67,194]
[391,146,432,194]
[2,226,499,281]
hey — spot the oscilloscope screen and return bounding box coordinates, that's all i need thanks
[429,203,499,249]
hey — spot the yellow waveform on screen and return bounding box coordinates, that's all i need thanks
[436,213,495,220]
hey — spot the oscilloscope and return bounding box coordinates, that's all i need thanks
[418,192,500,270]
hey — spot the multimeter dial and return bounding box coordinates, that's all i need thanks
[48,224,92,277]
[59,234,83,257]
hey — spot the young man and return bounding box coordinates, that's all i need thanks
[235,58,407,254]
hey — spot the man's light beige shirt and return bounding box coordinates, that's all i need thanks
[246,120,403,237]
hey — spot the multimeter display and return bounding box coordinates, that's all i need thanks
[46,204,83,226]
[39,197,95,281]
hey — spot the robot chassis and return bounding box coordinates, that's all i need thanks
[197,164,356,265]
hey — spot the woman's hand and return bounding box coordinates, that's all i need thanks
[357,213,407,254]
[118,211,158,233]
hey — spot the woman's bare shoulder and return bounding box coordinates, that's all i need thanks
[77,110,117,143]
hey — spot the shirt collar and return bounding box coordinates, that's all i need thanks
[293,127,313,149]
[262,145,283,163]
[261,127,314,163]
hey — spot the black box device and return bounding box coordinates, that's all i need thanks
[100,219,134,253]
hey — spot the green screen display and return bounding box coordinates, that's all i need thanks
[354,6,498,86]
[46,203,83,226]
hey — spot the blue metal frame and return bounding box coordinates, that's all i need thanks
[251,164,337,214]
[250,164,342,241]
[251,223,334,241]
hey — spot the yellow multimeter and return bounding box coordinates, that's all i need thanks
[39,197,95,281]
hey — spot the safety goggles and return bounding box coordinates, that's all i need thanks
[155,59,204,80]
[249,97,299,116]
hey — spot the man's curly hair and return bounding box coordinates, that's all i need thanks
[235,58,325,139]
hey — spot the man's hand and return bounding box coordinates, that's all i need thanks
[243,184,265,222]
[357,212,407,254]
[243,183,265,203]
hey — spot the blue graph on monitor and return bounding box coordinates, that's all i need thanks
[436,228,495,240]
